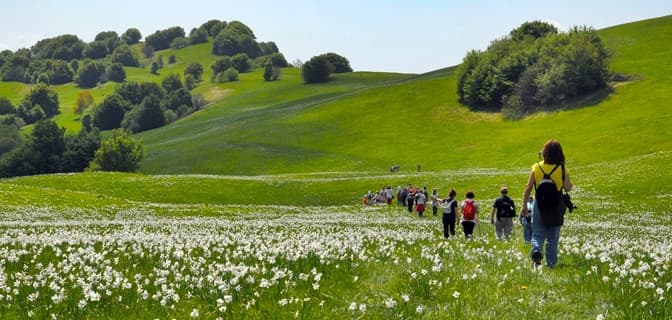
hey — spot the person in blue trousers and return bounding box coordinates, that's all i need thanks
[521,140,573,269]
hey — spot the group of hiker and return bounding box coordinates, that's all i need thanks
[363,140,574,270]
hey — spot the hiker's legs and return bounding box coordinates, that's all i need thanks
[449,217,456,236]
[495,219,504,239]
[545,226,561,267]
[503,218,513,240]
[530,204,547,263]
[442,214,451,238]
[462,221,475,237]
[522,218,532,244]
[432,206,438,216]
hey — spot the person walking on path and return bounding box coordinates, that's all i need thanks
[460,191,479,238]
[431,188,440,216]
[406,184,416,213]
[519,198,534,244]
[415,191,427,218]
[441,189,458,238]
[521,140,573,269]
[490,186,516,240]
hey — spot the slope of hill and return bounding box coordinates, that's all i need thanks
[135,15,672,175]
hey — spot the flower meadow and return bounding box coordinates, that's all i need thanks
[0,203,670,319]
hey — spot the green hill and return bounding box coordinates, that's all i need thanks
[131,16,672,176]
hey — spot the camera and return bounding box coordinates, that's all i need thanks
[562,193,577,213]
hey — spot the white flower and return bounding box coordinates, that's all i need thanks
[348,302,357,311]
[401,294,410,302]
[416,304,425,313]
[190,308,199,318]
[279,298,288,306]
[358,303,367,313]
[452,291,460,299]
[596,313,605,320]
[384,297,397,309]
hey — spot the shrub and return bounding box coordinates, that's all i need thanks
[302,55,334,83]
[88,129,143,172]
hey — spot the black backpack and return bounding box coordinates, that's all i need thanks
[535,164,561,210]
[498,197,516,218]
[535,164,567,226]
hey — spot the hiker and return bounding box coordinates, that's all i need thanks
[385,186,394,205]
[363,191,373,205]
[460,191,479,238]
[397,186,405,206]
[521,140,573,269]
[406,184,415,213]
[490,186,516,240]
[519,198,534,244]
[415,190,427,218]
[431,188,440,216]
[441,189,458,238]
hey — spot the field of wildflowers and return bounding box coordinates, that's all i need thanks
[0,151,670,319]
[0,202,669,319]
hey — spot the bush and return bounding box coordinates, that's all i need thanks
[161,73,184,92]
[263,61,280,81]
[105,63,126,83]
[164,109,177,124]
[457,22,609,117]
[185,74,196,90]
[170,37,190,50]
[168,55,177,64]
[76,61,105,88]
[184,62,204,81]
[111,45,139,67]
[318,52,352,73]
[189,27,209,44]
[0,97,15,115]
[92,94,129,130]
[73,91,94,115]
[88,129,143,172]
[211,56,232,76]
[121,28,142,45]
[145,26,185,51]
[219,68,238,82]
[231,53,251,73]
[302,55,334,83]
[150,62,159,75]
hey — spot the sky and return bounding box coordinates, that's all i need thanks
[0,0,670,74]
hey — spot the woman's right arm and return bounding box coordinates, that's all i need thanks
[564,173,573,192]
[521,171,535,217]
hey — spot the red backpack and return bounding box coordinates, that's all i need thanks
[463,200,476,220]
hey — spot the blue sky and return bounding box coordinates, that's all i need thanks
[1,0,670,73]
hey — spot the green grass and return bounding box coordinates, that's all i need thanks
[0,15,671,319]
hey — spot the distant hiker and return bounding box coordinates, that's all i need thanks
[363,190,373,205]
[406,185,416,213]
[390,165,400,172]
[374,190,386,205]
[397,186,405,206]
[460,191,479,238]
[422,186,429,200]
[522,140,573,269]
[519,198,534,244]
[441,189,458,238]
[431,188,440,216]
[415,191,427,218]
[490,186,516,240]
[417,164,421,172]
[385,186,394,205]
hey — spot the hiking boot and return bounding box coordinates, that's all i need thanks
[531,250,543,269]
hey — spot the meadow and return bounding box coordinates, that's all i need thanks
[0,15,671,319]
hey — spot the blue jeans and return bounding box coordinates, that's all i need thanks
[530,203,561,267]
[521,217,532,243]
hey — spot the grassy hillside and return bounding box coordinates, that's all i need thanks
[134,16,672,175]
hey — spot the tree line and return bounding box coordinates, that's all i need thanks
[456,21,610,118]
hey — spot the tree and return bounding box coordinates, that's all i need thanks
[216,68,238,82]
[318,52,352,73]
[150,62,159,75]
[142,44,155,59]
[105,63,127,82]
[47,60,74,84]
[111,45,139,67]
[73,91,94,115]
[94,31,121,52]
[116,81,144,105]
[184,62,204,81]
[200,19,224,37]
[76,60,105,88]
[132,95,165,132]
[31,34,85,61]
[170,37,190,49]
[162,73,184,92]
[22,84,60,117]
[510,21,558,40]
[212,35,239,56]
[84,40,110,59]
[92,94,129,130]
[302,55,334,83]
[145,26,185,51]
[263,61,279,81]
[266,53,288,67]
[62,128,101,172]
[211,56,232,77]
[161,88,193,111]
[168,55,177,64]
[185,74,196,90]
[189,27,209,44]
[88,129,143,172]
[231,53,251,73]
[121,28,142,44]
[0,97,15,115]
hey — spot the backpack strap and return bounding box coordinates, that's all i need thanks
[534,163,560,191]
